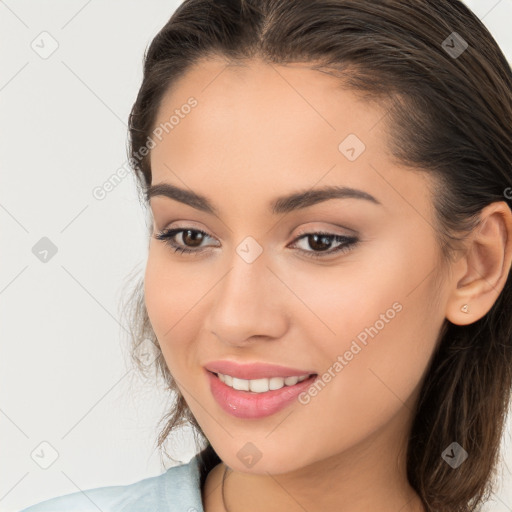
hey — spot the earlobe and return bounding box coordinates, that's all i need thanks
[460,304,470,314]
[445,201,512,326]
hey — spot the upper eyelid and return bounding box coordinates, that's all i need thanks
[152,210,359,237]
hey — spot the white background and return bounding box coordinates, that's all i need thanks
[1,1,511,511]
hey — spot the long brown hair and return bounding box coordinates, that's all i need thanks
[122,1,512,510]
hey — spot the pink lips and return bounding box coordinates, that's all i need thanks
[204,361,318,419]
[204,360,316,380]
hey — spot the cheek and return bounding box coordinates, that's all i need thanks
[289,235,442,440]
[143,248,206,375]
[144,244,211,323]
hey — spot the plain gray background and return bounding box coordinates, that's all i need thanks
[1,1,511,511]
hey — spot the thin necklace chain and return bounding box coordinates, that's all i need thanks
[221,463,230,512]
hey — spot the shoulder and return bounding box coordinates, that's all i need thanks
[18,453,204,512]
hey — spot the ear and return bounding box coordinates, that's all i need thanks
[445,201,512,326]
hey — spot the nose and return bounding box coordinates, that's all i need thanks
[203,251,288,347]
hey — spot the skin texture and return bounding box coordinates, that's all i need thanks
[144,56,512,512]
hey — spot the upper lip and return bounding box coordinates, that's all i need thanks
[204,360,317,380]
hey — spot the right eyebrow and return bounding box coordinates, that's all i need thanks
[270,185,381,214]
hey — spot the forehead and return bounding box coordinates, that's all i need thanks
[148,57,433,223]
[151,56,390,155]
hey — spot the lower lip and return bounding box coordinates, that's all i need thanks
[206,370,318,419]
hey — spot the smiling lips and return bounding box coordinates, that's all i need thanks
[204,360,318,419]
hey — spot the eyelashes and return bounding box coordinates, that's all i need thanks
[288,230,359,259]
[153,227,359,260]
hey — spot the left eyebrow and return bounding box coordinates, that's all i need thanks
[271,185,381,214]
[146,183,382,216]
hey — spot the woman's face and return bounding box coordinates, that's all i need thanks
[144,57,451,474]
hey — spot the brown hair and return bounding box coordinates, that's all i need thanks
[122,1,512,510]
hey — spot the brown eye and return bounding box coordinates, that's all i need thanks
[304,234,334,252]
[154,227,218,255]
[290,231,359,259]
[180,229,205,247]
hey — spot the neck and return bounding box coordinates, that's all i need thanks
[203,402,426,512]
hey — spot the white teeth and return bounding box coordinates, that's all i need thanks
[216,372,311,393]
[249,378,270,393]
[232,377,249,391]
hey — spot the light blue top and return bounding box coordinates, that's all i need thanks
[19,453,206,512]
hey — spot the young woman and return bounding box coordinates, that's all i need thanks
[20,0,512,511]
